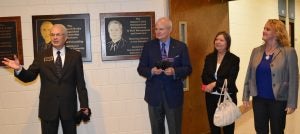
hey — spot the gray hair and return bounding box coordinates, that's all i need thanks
[51,24,68,37]
[156,17,172,30]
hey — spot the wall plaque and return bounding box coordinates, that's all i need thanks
[0,16,23,66]
[32,14,91,61]
[100,12,155,61]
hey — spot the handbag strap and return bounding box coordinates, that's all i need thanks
[217,79,234,105]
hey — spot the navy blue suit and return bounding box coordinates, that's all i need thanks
[137,38,191,134]
[137,38,192,108]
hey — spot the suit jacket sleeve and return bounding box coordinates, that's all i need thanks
[243,48,256,101]
[201,54,216,85]
[137,43,153,79]
[75,53,89,108]
[286,47,299,108]
[15,54,41,82]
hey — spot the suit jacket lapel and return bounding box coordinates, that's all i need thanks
[218,52,229,74]
[253,46,264,67]
[271,47,282,61]
[43,47,57,76]
[153,39,163,60]
[61,48,71,77]
[168,38,178,58]
[210,53,218,74]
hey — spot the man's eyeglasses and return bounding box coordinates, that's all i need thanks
[50,33,64,37]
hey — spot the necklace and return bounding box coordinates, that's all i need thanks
[265,47,276,60]
[265,55,271,60]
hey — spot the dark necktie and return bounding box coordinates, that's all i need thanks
[55,51,62,78]
[161,43,167,59]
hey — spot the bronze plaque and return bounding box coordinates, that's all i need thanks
[32,14,91,62]
[100,12,155,61]
[0,16,23,66]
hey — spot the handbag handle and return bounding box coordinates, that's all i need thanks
[217,79,233,106]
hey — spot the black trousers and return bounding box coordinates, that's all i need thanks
[41,117,76,134]
[252,97,287,134]
[205,92,237,134]
[148,92,183,134]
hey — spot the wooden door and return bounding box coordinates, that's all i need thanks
[169,0,230,133]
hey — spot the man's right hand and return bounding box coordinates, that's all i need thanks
[2,55,22,70]
[151,67,163,75]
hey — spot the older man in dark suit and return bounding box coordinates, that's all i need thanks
[2,24,90,134]
[137,17,192,134]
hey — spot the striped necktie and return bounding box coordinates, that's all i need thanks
[161,43,167,59]
[55,51,62,78]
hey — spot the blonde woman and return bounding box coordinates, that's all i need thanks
[243,19,299,134]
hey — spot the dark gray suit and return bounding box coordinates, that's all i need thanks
[15,46,89,134]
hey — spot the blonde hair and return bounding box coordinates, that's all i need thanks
[266,19,290,46]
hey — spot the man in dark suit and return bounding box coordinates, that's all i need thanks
[137,17,192,134]
[2,24,90,134]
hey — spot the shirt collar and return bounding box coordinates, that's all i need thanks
[160,38,171,47]
[53,46,66,56]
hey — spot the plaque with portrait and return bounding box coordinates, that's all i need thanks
[0,16,23,66]
[32,14,91,62]
[100,12,155,61]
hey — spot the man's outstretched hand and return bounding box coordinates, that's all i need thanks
[2,55,22,70]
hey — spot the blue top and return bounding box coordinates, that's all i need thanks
[256,52,275,100]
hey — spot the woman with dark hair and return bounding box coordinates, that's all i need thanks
[243,19,299,134]
[201,31,240,134]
